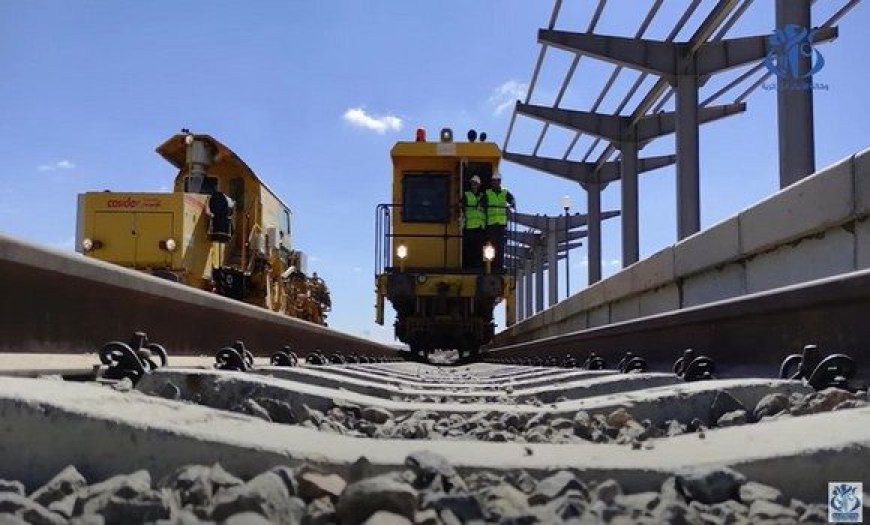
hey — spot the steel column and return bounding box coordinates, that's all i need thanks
[516,266,525,321]
[524,256,534,318]
[675,73,701,239]
[620,141,640,266]
[547,218,559,306]
[776,0,816,188]
[534,246,545,313]
[586,183,602,285]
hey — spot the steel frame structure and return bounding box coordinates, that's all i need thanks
[503,0,860,290]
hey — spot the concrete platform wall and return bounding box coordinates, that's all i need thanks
[496,147,870,344]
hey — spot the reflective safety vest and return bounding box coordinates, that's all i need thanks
[485,189,509,226]
[463,191,485,230]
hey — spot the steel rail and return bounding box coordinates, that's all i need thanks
[0,367,100,381]
[0,233,397,358]
[487,266,870,379]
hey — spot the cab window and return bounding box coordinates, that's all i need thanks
[402,173,450,223]
[229,177,245,211]
[183,175,218,195]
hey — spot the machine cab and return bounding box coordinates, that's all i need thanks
[380,128,505,273]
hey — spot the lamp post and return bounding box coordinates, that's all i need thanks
[560,195,572,298]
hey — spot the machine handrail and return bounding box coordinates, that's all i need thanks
[375,203,518,276]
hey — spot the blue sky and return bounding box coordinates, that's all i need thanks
[0,1,867,344]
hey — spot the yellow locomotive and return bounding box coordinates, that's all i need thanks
[76,131,330,325]
[375,128,515,359]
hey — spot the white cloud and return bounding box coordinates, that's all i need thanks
[38,160,76,172]
[352,266,363,273]
[572,257,621,269]
[343,107,403,134]
[489,80,528,115]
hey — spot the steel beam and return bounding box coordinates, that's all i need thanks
[539,30,677,76]
[517,100,742,244]
[508,241,581,265]
[516,102,746,143]
[504,151,675,185]
[507,250,571,271]
[513,211,618,231]
[539,27,838,81]
[509,229,588,247]
[539,17,805,241]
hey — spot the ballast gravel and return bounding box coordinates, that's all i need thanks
[196,385,869,447]
[0,455,839,524]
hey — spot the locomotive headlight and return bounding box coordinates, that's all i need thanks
[82,238,94,252]
[184,134,195,145]
[396,244,408,260]
[483,243,496,262]
[159,238,178,252]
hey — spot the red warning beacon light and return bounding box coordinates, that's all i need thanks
[415,128,426,142]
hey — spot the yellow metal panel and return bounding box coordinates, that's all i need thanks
[82,192,184,270]
[134,213,174,267]
[413,274,479,297]
[391,166,461,270]
[181,194,213,286]
[93,212,136,265]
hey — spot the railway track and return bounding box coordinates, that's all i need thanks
[1,235,869,523]
[488,267,870,381]
[0,352,867,524]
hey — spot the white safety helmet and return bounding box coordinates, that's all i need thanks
[492,172,502,181]
[470,175,481,184]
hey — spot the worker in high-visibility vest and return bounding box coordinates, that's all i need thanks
[484,172,516,272]
[462,175,485,269]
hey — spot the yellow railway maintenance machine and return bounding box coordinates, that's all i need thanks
[76,131,331,325]
[375,128,516,360]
